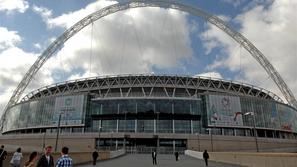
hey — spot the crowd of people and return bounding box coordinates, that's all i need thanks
[1,144,211,167]
[0,145,73,167]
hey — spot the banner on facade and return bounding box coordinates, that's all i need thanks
[207,94,243,126]
[52,95,85,125]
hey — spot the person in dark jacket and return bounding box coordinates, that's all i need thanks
[92,150,99,165]
[152,150,157,165]
[0,145,7,167]
[203,150,209,166]
[174,151,179,161]
[37,145,54,167]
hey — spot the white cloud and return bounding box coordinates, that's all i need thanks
[221,0,246,7]
[0,0,29,14]
[1,0,195,116]
[32,0,116,29]
[0,27,21,50]
[0,47,36,116]
[0,28,54,117]
[33,43,41,49]
[195,71,223,79]
[34,0,194,79]
[202,0,297,102]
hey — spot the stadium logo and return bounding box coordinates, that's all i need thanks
[65,98,72,106]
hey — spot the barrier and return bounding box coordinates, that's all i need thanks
[185,150,297,167]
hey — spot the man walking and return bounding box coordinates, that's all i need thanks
[152,150,157,165]
[203,150,209,166]
[92,150,99,165]
[37,145,54,167]
[174,151,179,161]
[0,145,7,167]
[56,147,72,167]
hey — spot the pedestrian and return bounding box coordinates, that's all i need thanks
[24,151,38,167]
[55,147,72,167]
[92,150,99,165]
[152,150,157,165]
[174,151,179,161]
[0,145,8,167]
[37,145,54,167]
[203,150,209,166]
[10,147,23,167]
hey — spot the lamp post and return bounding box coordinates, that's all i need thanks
[55,113,62,153]
[42,132,46,149]
[110,131,114,150]
[244,112,259,152]
[195,133,200,151]
[124,111,127,150]
[124,111,127,132]
[98,126,102,151]
[210,128,213,152]
[156,112,160,153]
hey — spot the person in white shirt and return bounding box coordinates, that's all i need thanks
[10,147,23,167]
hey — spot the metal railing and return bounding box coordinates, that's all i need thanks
[125,146,186,154]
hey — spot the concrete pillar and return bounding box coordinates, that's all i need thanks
[173,120,175,134]
[191,120,193,134]
[154,119,156,133]
[173,140,176,153]
[116,119,119,133]
[135,119,137,133]
[116,139,118,150]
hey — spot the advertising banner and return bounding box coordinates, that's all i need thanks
[278,104,297,132]
[207,94,243,126]
[52,95,85,125]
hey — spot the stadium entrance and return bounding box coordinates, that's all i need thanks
[96,138,187,154]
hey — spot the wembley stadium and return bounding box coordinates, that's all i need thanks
[1,0,297,153]
[2,75,297,152]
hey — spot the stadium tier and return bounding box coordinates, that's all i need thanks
[2,75,297,152]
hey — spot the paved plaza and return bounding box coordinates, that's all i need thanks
[78,154,242,167]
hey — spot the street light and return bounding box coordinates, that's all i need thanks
[42,132,46,149]
[98,126,102,151]
[195,133,200,151]
[156,112,160,153]
[110,131,114,150]
[244,112,259,152]
[156,112,160,133]
[206,128,213,152]
[124,111,127,150]
[55,113,62,153]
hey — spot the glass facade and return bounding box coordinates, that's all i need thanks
[3,91,297,140]
[3,94,86,132]
[89,99,202,134]
[90,99,202,115]
[137,120,154,133]
[205,94,297,135]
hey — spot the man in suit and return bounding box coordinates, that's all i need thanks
[37,145,54,167]
[152,150,157,165]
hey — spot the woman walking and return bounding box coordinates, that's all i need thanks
[24,152,38,167]
[10,148,23,167]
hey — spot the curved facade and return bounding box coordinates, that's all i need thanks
[2,75,297,151]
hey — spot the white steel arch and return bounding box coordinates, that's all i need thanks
[2,0,297,128]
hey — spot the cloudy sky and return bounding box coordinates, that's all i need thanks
[0,0,296,116]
